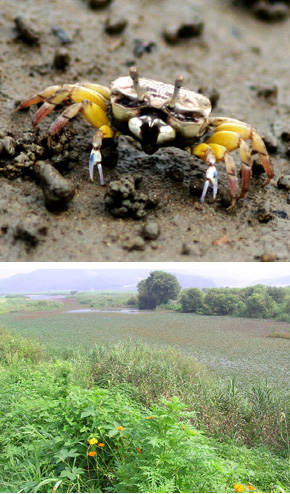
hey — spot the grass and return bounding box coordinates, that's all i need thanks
[270,329,290,339]
[2,310,290,391]
[0,296,64,316]
[75,290,137,308]
[0,330,290,493]
[1,295,290,492]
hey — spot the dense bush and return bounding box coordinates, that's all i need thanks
[179,288,204,313]
[178,285,290,322]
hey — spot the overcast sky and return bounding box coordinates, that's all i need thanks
[0,262,289,287]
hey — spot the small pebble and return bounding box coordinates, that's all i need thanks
[181,241,191,255]
[281,131,290,142]
[252,1,289,20]
[133,39,156,58]
[146,192,160,209]
[105,15,127,35]
[272,209,288,219]
[277,175,290,190]
[261,252,277,262]
[256,83,278,103]
[189,177,205,198]
[53,48,71,70]
[36,161,75,210]
[123,236,145,251]
[198,85,220,110]
[14,16,40,45]
[256,200,273,222]
[89,0,112,9]
[142,221,160,240]
[168,164,184,182]
[1,136,16,156]
[51,25,72,44]
[263,133,278,154]
[163,17,204,44]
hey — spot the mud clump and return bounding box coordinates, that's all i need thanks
[234,0,290,20]
[36,161,75,210]
[163,16,204,44]
[13,215,47,248]
[53,48,71,70]
[0,129,78,179]
[0,133,17,157]
[256,200,273,222]
[277,175,290,190]
[168,164,185,182]
[123,235,146,251]
[14,16,40,45]
[141,221,160,240]
[88,0,112,9]
[104,15,128,35]
[104,175,159,219]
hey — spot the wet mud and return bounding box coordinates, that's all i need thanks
[0,0,290,261]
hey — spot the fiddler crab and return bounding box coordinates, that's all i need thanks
[16,67,274,208]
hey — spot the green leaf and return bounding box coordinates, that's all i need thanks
[74,468,85,476]
[81,407,96,418]
[68,448,79,457]
[60,469,76,481]
[108,429,119,437]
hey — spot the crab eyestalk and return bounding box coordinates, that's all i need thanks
[129,66,147,102]
[168,75,184,109]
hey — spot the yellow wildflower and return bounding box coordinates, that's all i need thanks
[88,437,98,445]
[98,443,105,447]
[234,484,244,493]
[248,484,254,491]
[116,426,125,431]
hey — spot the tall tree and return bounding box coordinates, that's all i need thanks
[137,271,181,309]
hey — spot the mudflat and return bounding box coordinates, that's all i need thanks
[1,0,289,261]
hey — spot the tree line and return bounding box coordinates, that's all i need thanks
[137,271,290,321]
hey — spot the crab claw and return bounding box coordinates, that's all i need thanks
[200,165,218,202]
[89,149,105,185]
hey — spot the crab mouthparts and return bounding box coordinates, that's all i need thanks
[128,115,176,154]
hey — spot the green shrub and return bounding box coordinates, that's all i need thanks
[0,326,45,365]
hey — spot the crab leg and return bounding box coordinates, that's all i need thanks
[193,142,239,207]
[16,84,109,113]
[15,85,61,111]
[16,81,116,185]
[89,125,115,184]
[47,100,114,183]
[206,132,252,199]
[76,82,111,101]
[209,118,274,185]
[200,164,218,203]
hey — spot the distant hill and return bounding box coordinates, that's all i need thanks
[256,275,290,287]
[0,269,216,294]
